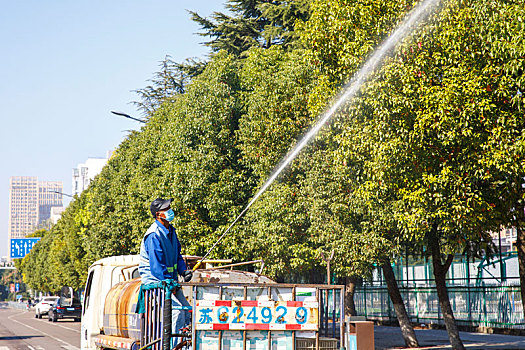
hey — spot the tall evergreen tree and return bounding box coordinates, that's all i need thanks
[133,56,206,117]
[190,0,311,56]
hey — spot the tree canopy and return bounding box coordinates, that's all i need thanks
[18,0,525,321]
[190,0,311,56]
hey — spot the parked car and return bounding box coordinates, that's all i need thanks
[48,297,82,322]
[34,296,59,318]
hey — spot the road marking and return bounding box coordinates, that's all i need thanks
[0,347,9,350]
[34,317,81,334]
[7,312,80,350]
[61,345,79,350]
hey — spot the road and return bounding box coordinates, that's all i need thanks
[0,304,80,350]
[2,302,525,350]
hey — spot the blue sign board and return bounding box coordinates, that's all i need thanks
[10,238,41,259]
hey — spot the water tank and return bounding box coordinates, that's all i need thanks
[103,278,141,340]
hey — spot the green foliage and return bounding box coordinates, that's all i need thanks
[300,0,417,83]
[190,0,311,56]
[233,181,319,281]
[298,0,418,115]
[19,231,51,291]
[237,47,315,178]
[1,267,26,300]
[310,0,525,261]
[133,56,206,117]
[19,0,525,292]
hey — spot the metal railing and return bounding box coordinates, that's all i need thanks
[371,252,519,287]
[355,282,525,328]
[7,301,31,310]
[140,287,171,350]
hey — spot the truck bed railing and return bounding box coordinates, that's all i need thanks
[140,286,171,350]
[138,282,345,350]
[185,282,345,350]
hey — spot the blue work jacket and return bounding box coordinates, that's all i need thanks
[138,220,187,285]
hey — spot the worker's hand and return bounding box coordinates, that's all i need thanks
[182,270,193,282]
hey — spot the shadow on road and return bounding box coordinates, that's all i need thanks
[0,335,44,341]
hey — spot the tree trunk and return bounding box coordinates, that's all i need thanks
[382,261,419,348]
[344,276,357,317]
[429,231,465,350]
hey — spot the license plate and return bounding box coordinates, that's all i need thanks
[67,308,74,311]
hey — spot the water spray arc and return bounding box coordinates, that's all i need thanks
[193,0,441,271]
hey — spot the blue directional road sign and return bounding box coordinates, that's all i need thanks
[10,238,41,259]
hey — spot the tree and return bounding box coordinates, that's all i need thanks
[19,9,524,350]
[133,56,206,117]
[0,269,24,300]
[190,0,311,56]
[300,0,422,346]
[19,229,51,292]
[463,0,525,321]
[220,46,322,280]
[321,0,525,348]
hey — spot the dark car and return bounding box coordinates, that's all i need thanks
[48,297,81,322]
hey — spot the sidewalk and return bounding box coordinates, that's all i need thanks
[375,325,525,349]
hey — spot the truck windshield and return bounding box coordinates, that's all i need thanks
[83,270,94,315]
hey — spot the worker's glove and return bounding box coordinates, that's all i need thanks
[182,270,193,282]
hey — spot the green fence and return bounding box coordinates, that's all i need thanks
[355,252,525,328]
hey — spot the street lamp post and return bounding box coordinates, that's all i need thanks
[111,111,145,124]
[48,190,74,198]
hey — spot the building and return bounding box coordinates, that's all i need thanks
[8,177,63,241]
[50,206,65,224]
[72,153,111,196]
[8,177,39,240]
[38,181,63,225]
[490,226,517,253]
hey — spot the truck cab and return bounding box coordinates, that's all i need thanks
[81,255,140,350]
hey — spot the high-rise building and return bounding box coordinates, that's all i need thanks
[8,176,39,240]
[38,181,63,225]
[72,153,111,196]
[8,176,63,241]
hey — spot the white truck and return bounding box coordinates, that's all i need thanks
[81,255,345,350]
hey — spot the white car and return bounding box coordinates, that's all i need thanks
[34,296,59,318]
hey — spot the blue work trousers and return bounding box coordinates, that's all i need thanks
[172,288,191,347]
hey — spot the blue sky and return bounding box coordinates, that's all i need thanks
[0,1,223,257]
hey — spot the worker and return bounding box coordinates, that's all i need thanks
[138,198,193,345]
